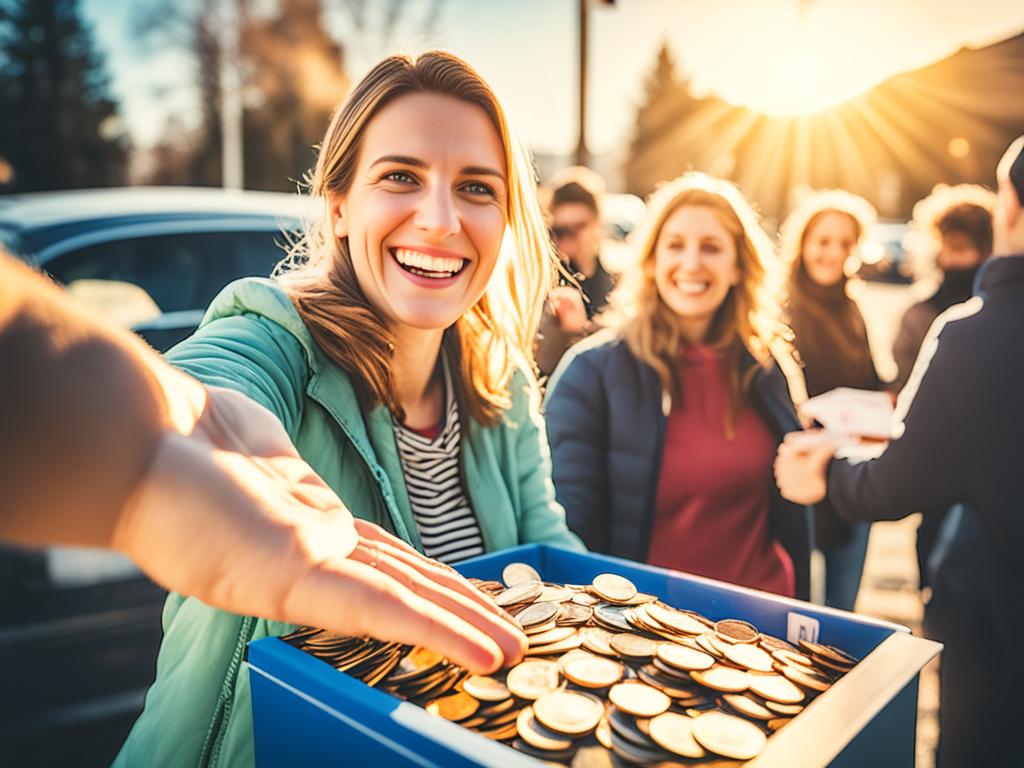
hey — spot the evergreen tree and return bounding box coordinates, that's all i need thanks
[0,0,128,192]
[623,42,697,197]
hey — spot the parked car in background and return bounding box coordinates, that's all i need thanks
[0,187,308,766]
[599,192,646,275]
[858,220,913,284]
[0,186,310,350]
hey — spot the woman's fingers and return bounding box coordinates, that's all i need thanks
[346,541,527,667]
[284,555,508,674]
[353,520,524,632]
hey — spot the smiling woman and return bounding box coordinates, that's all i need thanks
[544,173,815,604]
[114,51,583,768]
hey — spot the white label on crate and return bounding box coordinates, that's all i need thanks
[786,613,820,645]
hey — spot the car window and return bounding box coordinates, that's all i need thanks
[44,230,290,313]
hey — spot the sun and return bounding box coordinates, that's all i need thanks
[733,42,884,117]
[715,7,894,117]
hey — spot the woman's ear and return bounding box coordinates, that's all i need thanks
[329,194,348,238]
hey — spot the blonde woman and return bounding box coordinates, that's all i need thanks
[780,190,879,610]
[544,173,812,599]
[116,51,582,767]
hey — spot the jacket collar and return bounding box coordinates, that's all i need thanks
[977,253,1024,295]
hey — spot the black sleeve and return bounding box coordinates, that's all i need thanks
[828,330,965,522]
[542,353,611,551]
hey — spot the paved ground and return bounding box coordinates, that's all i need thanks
[850,281,939,768]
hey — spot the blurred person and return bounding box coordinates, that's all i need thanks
[535,166,616,375]
[0,250,527,672]
[893,185,995,393]
[780,190,881,611]
[774,136,1024,768]
[544,173,812,600]
[891,185,994,592]
[116,52,583,768]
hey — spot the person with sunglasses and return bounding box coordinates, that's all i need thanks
[535,167,616,376]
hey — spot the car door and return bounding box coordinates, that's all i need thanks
[40,224,294,352]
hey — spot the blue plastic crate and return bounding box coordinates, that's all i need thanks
[249,544,941,767]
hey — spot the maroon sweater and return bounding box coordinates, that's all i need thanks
[647,345,794,597]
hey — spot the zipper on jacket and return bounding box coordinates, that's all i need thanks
[198,615,257,768]
[640,391,668,562]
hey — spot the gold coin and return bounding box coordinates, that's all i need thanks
[572,591,601,607]
[474,697,519,720]
[425,691,479,722]
[556,603,593,626]
[722,642,774,673]
[537,585,575,603]
[691,711,767,760]
[595,717,613,749]
[690,665,751,693]
[646,604,708,635]
[721,693,773,720]
[506,659,561,700]
[773,648,815,667]
[798,639,857,667]
[608,682,671,717]
[622,592,658,606]
[580,627,617,656]
[502,562,541,587]
[524,631,582,656]
[747,673,805,704]
[656,642,715,671]
[592,604,632,631]
[768,716,792,732]
[495,580,543,607]
[462,675,511,702]
[515,601,558,629]
[648,712,707,758]
[527,625,577,647]
[813,653,857,673]
[765,699,805,716]
[523,619,558,636]
[562,653,625,689]
[780,663,832,692]
[609,633,658,659]
[385,647,445,685]
[714,619,759,645]
[515,706,574,751]
[695,633,725,658]
[532,690,603,735]
[592,573,638,604]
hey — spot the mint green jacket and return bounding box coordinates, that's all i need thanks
[114,278,583,767]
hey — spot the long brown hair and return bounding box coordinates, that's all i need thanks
[274,52,556,425]
[780,190,878,393]
[603,173,792,435]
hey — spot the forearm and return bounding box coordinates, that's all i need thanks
[0,255,169,548]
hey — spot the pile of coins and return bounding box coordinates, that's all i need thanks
[283,563,859,766]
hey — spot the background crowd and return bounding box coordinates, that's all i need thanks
[4,2,1024,767]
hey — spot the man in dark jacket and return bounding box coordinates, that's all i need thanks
[774,135,1024,767]
[535,168,616,376]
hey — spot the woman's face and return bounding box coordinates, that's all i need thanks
[332,92,508,333]
[801,211,858,287]
[653,204,740,343]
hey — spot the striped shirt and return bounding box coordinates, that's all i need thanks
[392,361,485,564]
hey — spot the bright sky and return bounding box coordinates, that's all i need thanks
[83,0,1024,156]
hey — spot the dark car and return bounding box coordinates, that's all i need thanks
[0,187,309,766]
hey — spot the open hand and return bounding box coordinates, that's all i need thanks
[773,430,840,505]
[113,379,526,674]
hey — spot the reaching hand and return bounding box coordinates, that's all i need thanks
[113,379,527,674]
[550,286,589,334]
[773,430,840,505]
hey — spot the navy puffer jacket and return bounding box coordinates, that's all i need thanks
[543,331,815,601]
